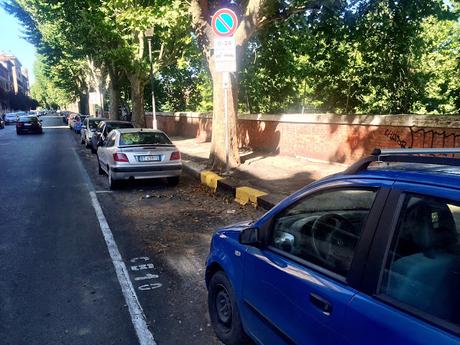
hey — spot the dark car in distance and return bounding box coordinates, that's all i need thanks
[16,116,43,135]
[90,120,134,154]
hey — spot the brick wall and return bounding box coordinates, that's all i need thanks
[146,112,460,164]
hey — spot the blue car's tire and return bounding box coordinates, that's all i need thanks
[208,271,250,345]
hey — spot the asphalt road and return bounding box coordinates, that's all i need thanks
[0,117,262,345]
[0,117,139,345]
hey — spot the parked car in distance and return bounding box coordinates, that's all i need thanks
[4,112,19,124]
[73,115,87,133]
[81,117,104,148]
[97,128,182,189]
[16,115,43,135]
[206,148,460,345]
[90,120,134,154]
[67,113,80,129]
[62,111,72,124]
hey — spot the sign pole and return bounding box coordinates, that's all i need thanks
[223,72,230,174]
[211,8,238,175]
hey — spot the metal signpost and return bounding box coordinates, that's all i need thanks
[145,28,157,130]
[211,8,238,174]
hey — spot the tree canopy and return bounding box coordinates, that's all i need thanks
[2,0,458,115]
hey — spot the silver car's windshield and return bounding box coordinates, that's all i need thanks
[119,132,172,146]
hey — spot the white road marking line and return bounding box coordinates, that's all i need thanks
[135,273,160,281]
[95,190,113,194]
[131,263,155,271]
[131,257,150,263]
[138,283,162,291]
[89,191,156,345]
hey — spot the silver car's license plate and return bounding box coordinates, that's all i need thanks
[138,155,160,162]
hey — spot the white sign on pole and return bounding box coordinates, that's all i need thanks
[214,37,236,73]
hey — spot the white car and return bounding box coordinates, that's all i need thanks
[4,112,19,124]
[80,117,103,148]
[97,128,182,189]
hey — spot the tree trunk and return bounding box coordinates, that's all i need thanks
[129,75,145,128]
[209,70,240,171]
[109,76,120,120]
[78,88,89,115]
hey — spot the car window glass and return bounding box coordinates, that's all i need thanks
[120,132,172,146]
[105,132,116,147]
[379,194,460,326]
[270,189,377,276]
[89,120,101,130]
[97,122,105,131]
[19,117,38,123]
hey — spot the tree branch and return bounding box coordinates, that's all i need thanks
[190,0,213,58]
[235,0,325,46]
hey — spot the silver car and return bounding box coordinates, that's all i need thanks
[4,112,19,124]
[97,128,182,189]
[80,117,104,148]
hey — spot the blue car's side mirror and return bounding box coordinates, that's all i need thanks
[239,227,261,246]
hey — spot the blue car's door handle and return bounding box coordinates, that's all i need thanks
[310,293,333,316]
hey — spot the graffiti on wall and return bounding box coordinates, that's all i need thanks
[384,128,460,149]
[409,128,460,149]
[384,129,408,148]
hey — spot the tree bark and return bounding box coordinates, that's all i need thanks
[78,88,89,115]
[108,72,120,120]
[208,69,240,170]
[129,74,146,128]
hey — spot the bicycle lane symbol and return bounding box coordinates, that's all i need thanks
[129,256,162,291]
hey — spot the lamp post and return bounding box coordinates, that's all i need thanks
[145,28,157,130]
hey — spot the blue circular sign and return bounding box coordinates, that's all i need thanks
[212,8,238,37]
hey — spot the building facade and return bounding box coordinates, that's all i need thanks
[0,53,30,96]
[0,53,30,112]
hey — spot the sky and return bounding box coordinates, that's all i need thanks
[0,6,36,84]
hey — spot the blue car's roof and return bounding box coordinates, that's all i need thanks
[324,162,460,190]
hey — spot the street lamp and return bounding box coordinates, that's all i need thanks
[145,28,157,130]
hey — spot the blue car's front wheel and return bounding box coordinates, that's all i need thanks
[208,271,250,345]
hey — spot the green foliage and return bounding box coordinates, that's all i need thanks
[238,0,459,114]
[413,16,460,113]
[3,0,459,115]
[31,55,73,108]
[151,45,212,112]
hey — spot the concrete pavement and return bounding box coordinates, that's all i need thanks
[172,137,347,209]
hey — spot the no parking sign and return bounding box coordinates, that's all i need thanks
[211,8,238,37]
[212,8,238,73]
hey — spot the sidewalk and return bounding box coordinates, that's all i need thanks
[172,137,347,209]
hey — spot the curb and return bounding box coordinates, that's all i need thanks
[181,161,279,210]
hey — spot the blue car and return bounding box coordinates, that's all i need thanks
[206,148,460,345]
